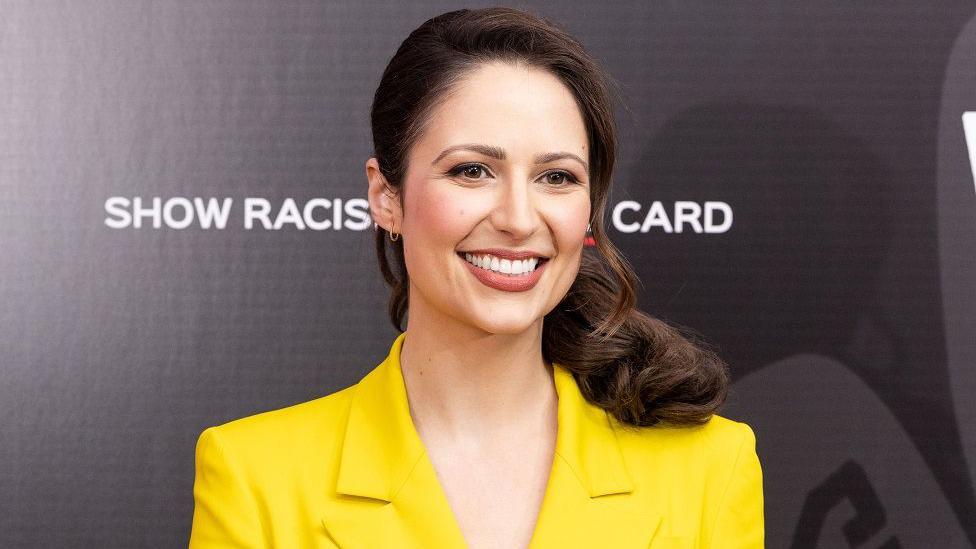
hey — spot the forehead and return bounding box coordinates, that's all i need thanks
[412,62,589,162]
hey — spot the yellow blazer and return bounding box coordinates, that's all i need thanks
[189,332,764,548]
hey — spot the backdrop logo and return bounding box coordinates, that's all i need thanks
[103,197,372,230]
[611,200,733,234]
[104,196,733,234]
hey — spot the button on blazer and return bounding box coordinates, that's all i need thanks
[189,332,764,548]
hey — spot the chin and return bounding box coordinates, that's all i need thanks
[469,314,542,336]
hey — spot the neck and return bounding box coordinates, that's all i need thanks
[398,292,556,444]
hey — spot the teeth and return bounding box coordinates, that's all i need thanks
[462,253,542,276]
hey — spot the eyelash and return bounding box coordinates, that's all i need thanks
[447,163,581,186]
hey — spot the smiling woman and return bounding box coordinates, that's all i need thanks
[189,7,763,549]
[370,61,593,341]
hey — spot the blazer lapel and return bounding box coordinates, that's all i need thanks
[321,332,662,548]
[320,332,467,548]
[528,364,663,548]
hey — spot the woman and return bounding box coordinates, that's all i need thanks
[190,7,763,548]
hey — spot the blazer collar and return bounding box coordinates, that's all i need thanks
[321,332,662,547]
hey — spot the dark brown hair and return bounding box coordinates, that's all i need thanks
[370,7,728,427]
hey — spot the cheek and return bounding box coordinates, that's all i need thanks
[403,185,483,255]
[552,197,591,246]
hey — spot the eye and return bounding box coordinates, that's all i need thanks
[447,163,491,180]
[541,170,580,186]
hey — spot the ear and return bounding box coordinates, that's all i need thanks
[365,157,403,233]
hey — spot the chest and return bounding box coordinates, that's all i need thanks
[424,436,556,549]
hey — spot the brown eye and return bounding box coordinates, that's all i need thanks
[448,163,490,180]
[543,170,578,186]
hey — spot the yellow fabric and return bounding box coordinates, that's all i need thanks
[189,332,764,548]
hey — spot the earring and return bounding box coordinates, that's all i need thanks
[389,223,399,242]
[586,223,592,233]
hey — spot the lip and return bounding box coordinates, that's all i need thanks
[458,252,548,292]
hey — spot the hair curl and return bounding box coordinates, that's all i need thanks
[370,7,728,427]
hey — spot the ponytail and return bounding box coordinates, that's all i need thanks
[543,247,729,427]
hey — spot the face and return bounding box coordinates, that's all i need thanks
[367,61,591,336]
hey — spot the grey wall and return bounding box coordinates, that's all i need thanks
[2,1,974,547]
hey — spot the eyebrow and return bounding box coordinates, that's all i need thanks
[431,143,589,172]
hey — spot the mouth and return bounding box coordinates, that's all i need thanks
[456,252,549,275]
[456,251,550,292]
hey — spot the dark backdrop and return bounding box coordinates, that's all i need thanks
[2,1,975,547]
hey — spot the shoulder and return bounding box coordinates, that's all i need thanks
[611,413,759,487]
[611,413,763,540]
[190,384,363,543]
[194,384,357,476]
[612,413,755,453]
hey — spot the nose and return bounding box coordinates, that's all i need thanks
[490,178,541,240]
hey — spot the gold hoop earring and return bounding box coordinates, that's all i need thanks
[389,226,399,241]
